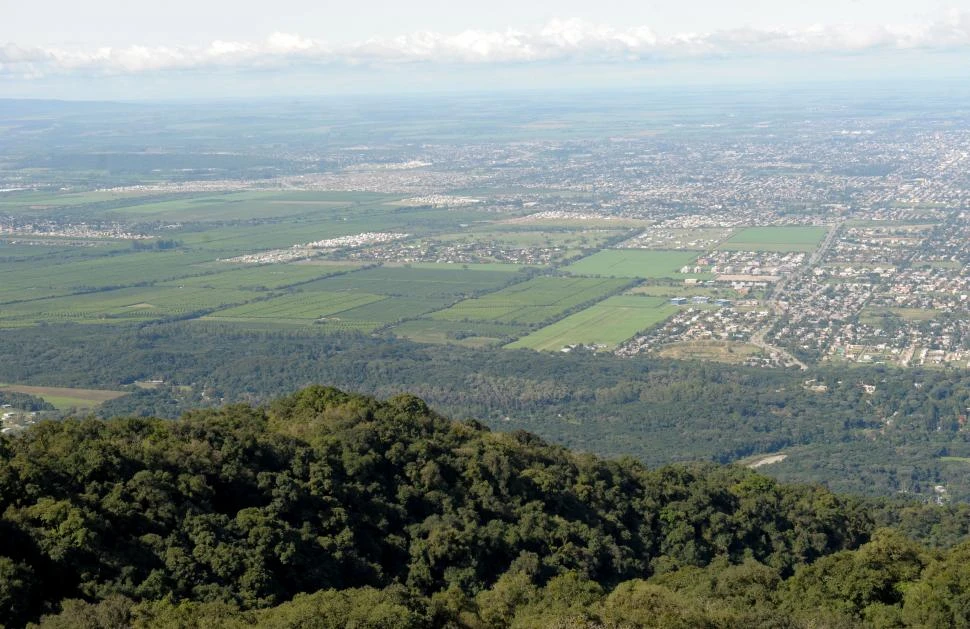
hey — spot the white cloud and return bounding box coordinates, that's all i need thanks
[1,13,968,79]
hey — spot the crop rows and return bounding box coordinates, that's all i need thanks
[430,276,628,325]
[206,291,385,322]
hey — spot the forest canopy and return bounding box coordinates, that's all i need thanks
[0,386,969,627]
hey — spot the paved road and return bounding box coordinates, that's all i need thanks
[748,220,844,370]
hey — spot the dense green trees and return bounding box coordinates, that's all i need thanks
[3,323,970,501]
[0,386,968,627]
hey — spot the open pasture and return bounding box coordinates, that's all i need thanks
[655,340,764,363]
[0,189,161,212]
[0,250,219,304]
[720,226,827,252]
[390,319,525,347]
[159,263,360,291]
[622,227,734,250]
[506,295,677,351]
[301,265,516,299]
[383,262,529,273]
[504,215,652,228]
[102,190,401,222]
[0,383,126,410]
[328,295,454,327]
[430,276,629,326]
[626,283,742,298]
[564,249,700,279]
[438,228,627,250]
[0,285,255,325]
[204,290,386,326]
[176,207,497,257]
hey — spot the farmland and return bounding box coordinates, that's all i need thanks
[506,295,677,351]
[430,276,630,326]
[205,291,386,327]
[390,319,522,347]
[563,249,701,279]
[0,285,256,326]
[720,226,827,252]
[0,384,126,410]
[299,265,519,298]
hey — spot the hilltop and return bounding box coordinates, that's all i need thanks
[1,387,970,627]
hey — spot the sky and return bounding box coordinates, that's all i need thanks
[1,0,969,99]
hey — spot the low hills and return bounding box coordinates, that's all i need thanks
[1,386,969,627]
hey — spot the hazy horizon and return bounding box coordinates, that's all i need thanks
[3,2,969,100]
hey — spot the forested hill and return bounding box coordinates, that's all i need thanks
[2,388,970,628]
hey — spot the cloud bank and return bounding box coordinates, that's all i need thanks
[2,13,969,79]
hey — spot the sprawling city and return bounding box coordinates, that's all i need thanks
[3,0,970,624]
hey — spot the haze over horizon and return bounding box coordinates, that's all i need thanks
[2,2,969,99]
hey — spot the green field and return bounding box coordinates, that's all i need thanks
[301,266,517,298]
[860,307,939,324]
[437,228,626,250]
[506,295,677,351]
[720,226,827,252]
[563,249,700,279]
[390,319,525,347]
[102,191,404,222]
[0,250,219,304]
[431,276,629,326]
[205,291,385,327]
[0,285,256,326]
[383,262,531,273]
[158,263,360,291]
[0,384,126,410]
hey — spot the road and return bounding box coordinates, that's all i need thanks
[748,220,844,370]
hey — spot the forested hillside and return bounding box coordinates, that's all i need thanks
[3,323,970,500]
[1,386,970,627]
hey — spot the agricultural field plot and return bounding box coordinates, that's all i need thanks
[102,191,402,222]
[176,207,496,258]
[505,216,652,228]
[438,228,627,250]
[383,262,530,273]
[720,226,827,252]
[204,291,386,327]
[158,263,360,291]
[390,319,526,347]
[654,340,764,364]
[506,295,678,351]
[0,189,161,212]
[0,242,127,263]
[859,307,939,324]
[0,250,220,304]
[0,285,256,326]
[176,216,404,256]
[626,283,745,299]
[0,384,126,410]
[326,296,454,326]
[430,276,630,326]
[300,266,517,299]
[621,227,734,250]
[564,249,701,279]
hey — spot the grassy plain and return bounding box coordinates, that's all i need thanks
[720,226,827,252]
[437,228,626,250]
[0,250,221,304]
[564,249,700,279]
[205,291,385,326]
[655,340,764,363]
[300,266,516,298]
[390,319,523,347]
[0,384,126,410]
[431,276,629,326]
[0,286,255,326]
[860,307,939,324]
[506,296,676,351]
